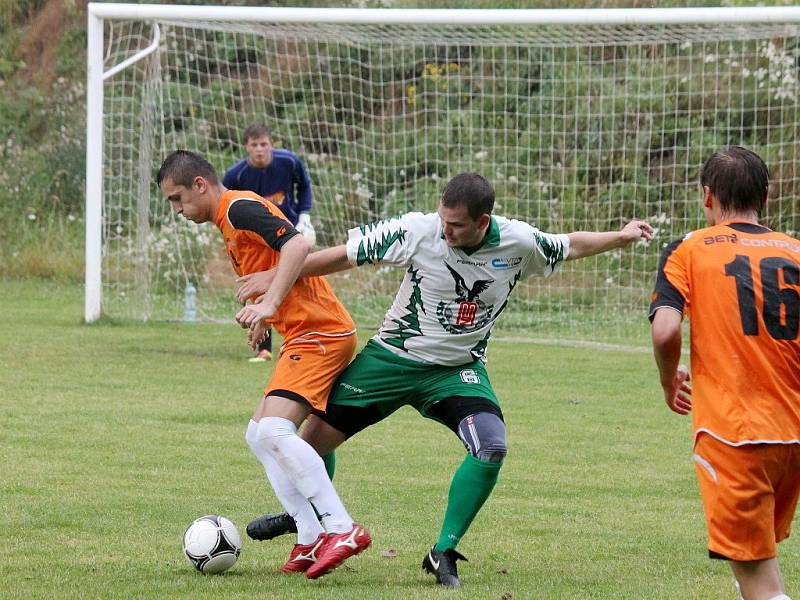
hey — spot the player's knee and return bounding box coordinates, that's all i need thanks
[457,412,507,464]
[477,441,507,463]
[255,416,298,454]
[244,421,260,453]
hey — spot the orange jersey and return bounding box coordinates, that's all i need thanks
[214,190,355,341]
[650,221,800,445]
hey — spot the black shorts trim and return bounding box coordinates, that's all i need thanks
[428,396,504,433]
[708,550,731,561]
[317,402,392,439]
[266,388,311,408]
[318,395,504,440]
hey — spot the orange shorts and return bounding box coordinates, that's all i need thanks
[693,433,800,561]
[265,332,357,412]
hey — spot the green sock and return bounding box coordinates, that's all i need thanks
[435,454,502,552]
[322,451,336,480]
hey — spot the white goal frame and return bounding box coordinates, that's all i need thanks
[85,3,800,323]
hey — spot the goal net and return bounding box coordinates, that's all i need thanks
[87,6,800,343]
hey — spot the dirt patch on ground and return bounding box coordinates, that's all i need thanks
[17,0,87,86]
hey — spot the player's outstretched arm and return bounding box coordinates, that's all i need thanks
[301,244,352,277]
[651,307,692,415]
[235,244,353,305]
[566,219,653,260]
[235,234,310,327]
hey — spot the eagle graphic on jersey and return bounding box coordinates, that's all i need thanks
[445,263,494,302]
[436,263,495,334]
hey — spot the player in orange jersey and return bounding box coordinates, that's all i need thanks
[650,147,800,600]
[157,151,371,579]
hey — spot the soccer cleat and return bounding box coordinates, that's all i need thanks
[280,533,326,573]
[305,524,372,579]
[248,349,272,363]
[246,512,297,541]
[422,546,468,588]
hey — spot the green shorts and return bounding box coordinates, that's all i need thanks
[324,339,499,435]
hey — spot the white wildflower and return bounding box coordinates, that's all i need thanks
[355,185,372,200]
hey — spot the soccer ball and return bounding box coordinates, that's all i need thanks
[182,515,242,574]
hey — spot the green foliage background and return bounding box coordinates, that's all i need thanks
[0,0,798,287]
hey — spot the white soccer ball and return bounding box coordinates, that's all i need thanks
[182,515,242,574]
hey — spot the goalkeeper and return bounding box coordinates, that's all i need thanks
[237,172,653,588]
[224,123,316,362]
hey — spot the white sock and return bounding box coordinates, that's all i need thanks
[245,420,324,544]
[257,416,353,534]
[768,595,791,600]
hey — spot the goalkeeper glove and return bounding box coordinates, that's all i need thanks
[295,212,316,247]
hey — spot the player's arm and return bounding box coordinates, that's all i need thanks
[294,157,313,215]
[649,238,692,415]
[223,199,309,324]
[236,234,309,327]
[651,308,692,415]
[566,220,653,260]
[301,245,351,276]
[236,245,352,304]
[237,215,412,303]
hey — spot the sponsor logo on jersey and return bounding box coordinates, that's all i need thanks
[490,257,523,269]
[339,381,366,394]
[460,369,481,384]
[740,237,800,253]
[263,191,286,206]
[436,262,494,333]
[456,258,486,267]
[703,233,738,245]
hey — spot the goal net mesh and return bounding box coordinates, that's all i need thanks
[99,16,800,343]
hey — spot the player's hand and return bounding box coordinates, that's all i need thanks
[247,319,269,351]
[620,219,654,244]
[236,270,276,305]
[235,300,277,328]
[295,212,316,247]
[664,364,692,415]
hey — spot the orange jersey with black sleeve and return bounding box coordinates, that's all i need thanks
[214,190,355,341]
[649,221,800,445]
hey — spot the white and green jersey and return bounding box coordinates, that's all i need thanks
[345,212,570,366]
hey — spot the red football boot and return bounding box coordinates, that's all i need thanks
[279,533,326,573]
[305,524,372,579]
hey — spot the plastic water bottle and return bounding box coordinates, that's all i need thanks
[183,282,197,323]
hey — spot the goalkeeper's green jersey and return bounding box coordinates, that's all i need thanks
[345,212,570,366]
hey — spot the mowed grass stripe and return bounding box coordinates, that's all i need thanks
[0,279,796,599]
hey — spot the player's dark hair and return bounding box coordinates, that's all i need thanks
[440,173,495,220]
[157,150,219,187]
[244,124,272,142]
[699,146,769,215]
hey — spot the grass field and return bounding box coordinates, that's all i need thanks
[1,278,797,600]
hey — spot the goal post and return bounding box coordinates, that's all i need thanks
[86,3,800,343]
